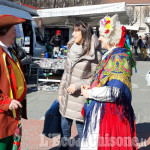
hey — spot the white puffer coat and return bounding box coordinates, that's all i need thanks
[58,34,101,122]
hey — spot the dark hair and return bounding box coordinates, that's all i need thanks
[73,21,94,54]
[0,26,12,36]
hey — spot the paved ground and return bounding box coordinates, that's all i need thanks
[21,53,150,150]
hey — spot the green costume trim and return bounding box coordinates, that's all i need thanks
[0,135,13,150]
[124,42,137,73]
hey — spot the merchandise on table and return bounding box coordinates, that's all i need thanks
[31,58,66,70]
[38,84,60,92]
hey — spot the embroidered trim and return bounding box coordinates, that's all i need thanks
[108,73,131,92]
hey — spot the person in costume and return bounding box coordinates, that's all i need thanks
[80,14,137,150]
[58,21,101,150]
[0,15,27,150]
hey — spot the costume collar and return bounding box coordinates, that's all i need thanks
[102,47,117,60]
[0,41,12,57]
[0,41,8,48]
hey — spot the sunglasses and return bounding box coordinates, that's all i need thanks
[80,21,87,28]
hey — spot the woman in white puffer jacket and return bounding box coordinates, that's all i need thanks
[58,21,101,150]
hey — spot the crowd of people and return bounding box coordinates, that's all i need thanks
[0,13,145,150]
[129,31,150,61]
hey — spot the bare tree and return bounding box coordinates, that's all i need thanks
[144,6,150,17]
[127,6,135,24]
[8,0,101,8]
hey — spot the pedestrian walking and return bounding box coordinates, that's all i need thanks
[80,14,137,150]
[58,21,101,150]
[138,34,148,60]
[0,15,27,150]
[133,34,139,56]
[147,36,150,55]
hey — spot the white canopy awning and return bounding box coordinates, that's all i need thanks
[145,17,150,25]
[34,2,129,27]
[124,25,139,31]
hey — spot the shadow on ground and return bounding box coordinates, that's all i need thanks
[50,123,150,150]
[136,123,150,150]
[50,135,79,150]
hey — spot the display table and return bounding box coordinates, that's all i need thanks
[29,57,66,90]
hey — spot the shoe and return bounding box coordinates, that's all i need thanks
[59,145,69,150]
[144,58,147,61]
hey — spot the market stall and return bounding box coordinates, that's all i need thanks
[34,2,129,26]
[29,57,66,91]
[31,2,130,91]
